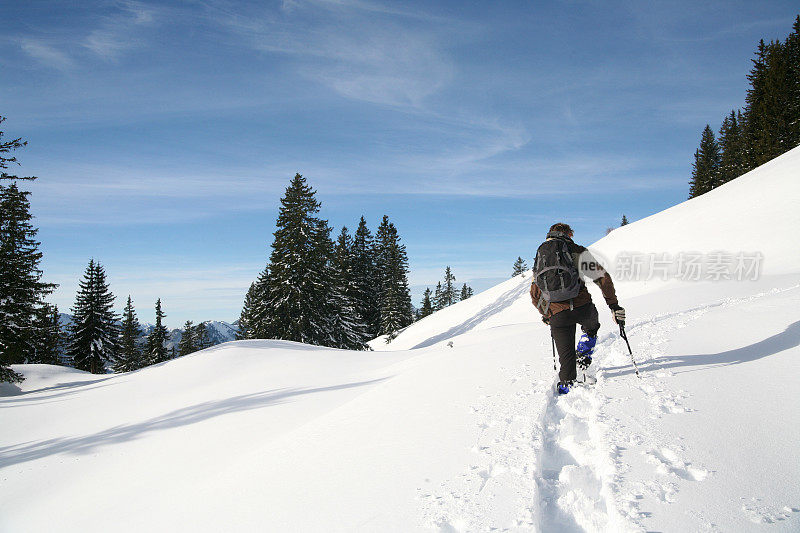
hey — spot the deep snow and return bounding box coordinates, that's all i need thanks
[2,147,799,532]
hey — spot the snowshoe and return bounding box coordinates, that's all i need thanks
[576,334,597,369]
[556,381,572,395]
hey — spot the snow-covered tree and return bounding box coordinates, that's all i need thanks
[195,321,211,349]
[329,227,368,349]
[66,260,119,374]
[374,216,413,339]
[178,320,196,356]
[512,257,528,277]
[260,174,336,346]
[352,217,380,337]
[689,125,721,198]
[0,167,56,380]
[460,283,474,301]
[114,296,143,372]
[146,298,169,364]
[433,282,444,311]
[419,288,433,318]
[31,303,63,365]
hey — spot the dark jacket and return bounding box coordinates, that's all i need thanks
[530,236,618,318]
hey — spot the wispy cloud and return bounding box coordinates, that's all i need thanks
[83,1,159,60]
[208,0,458,108]
[18,38,74,70]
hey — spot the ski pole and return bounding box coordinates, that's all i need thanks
[551,335,557,372]
[618,321,640,378]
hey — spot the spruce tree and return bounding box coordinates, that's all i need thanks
[718,111,747,185]
[0,183,56,380]
[352,217,380,337]
[146,298,169,364]
[460,283,473,301]
[440,266,458,307]
[787,16,800,147]
[66,260,119,374]
[115,296,143,372]
[237,282,258,340]
[30,303,63,365]
[178,320,196,356]
[433,281,444,311]
[239,267,270,340]
[689,125,721,198]
[374,216,413,339]
[419,288,433,318]
[330,227,368,349]
[195,321,211,349]
[260,174,335,346]
[512,257,528,277]
[621,215,629,226]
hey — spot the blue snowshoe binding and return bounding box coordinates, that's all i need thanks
[557,381,572,395]
[576,334,597,369]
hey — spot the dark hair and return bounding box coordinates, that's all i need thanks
[549,222,573,236]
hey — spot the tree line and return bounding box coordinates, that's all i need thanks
[417,266,474,319]
[237,173,414,347]
[0,117,222,380]
[690,15,800,198]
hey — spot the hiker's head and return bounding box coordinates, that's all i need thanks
[548,223,574,238]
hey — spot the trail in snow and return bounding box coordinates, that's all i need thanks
[419,283,800,532]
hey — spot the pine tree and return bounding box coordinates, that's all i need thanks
[330,227,368,349]
[460,283,473,301]
[621,215,629,226]
[512,256,528,277]
[66,260,119,374]
[352,217,380,338]
[1,118,57,382]
[114,296,143,372]
[718,110,747,185]
[195,321,211,349]
[0,184,56,380]
[237,282,258,340]
[419,288,433,318]
[787,16,800,147]
[433,281,444,311]
[146,298,169,364]
[440,266,458,307]
[374,216,413,339]
[30,303,63,365]
[260,174,336,346]
[178,320,196,356]
[689,125,721,198]
[239,267,271,340]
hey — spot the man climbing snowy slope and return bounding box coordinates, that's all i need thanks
[530,223,625,394]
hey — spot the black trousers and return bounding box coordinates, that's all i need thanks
[549,303,600,382]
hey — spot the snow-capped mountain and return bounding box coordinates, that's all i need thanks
[2,147,799,531]
[58,314,239,350]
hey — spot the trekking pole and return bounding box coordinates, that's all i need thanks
[618,321,640,378]
[551,336,557,372]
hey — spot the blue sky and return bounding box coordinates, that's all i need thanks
[3,0,798,327]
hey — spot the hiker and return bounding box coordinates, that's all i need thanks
[530,223,625,394]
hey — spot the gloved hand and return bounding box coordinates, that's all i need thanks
[610,304,625,324]
[542,315,550,326]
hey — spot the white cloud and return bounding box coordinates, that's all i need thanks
[19,39,74,70]
[210,1,457,108]
[83,1,159,60]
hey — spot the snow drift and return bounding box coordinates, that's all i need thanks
[2,147,799,532]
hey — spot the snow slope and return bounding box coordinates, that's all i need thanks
[2,147,799,532]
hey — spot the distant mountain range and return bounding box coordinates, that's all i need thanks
[57,314,239,350]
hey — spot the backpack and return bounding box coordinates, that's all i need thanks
[533,237,582,313]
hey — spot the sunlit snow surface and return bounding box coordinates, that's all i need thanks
[2,147,800,532]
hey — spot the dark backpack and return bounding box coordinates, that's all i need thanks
[533,238,582,313]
